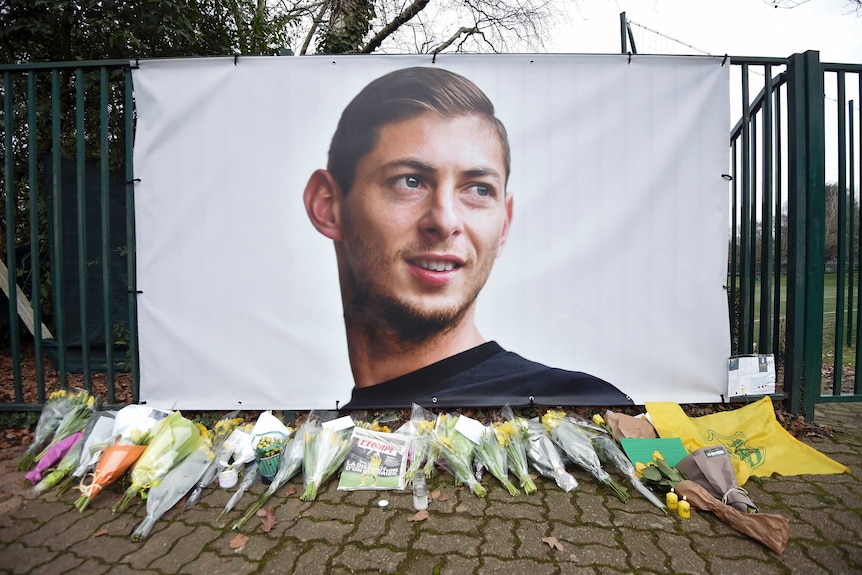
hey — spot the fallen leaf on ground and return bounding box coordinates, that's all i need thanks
[283,485,297,497]
[229,533,249,549]
[261,508,278,532]
[91,529,108,538]
[408,509,429,522]
[429,489,440,500]
[436,492,450,502]
[541,536,563,551]
[256,508,268,517]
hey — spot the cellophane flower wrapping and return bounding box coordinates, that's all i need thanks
[219,460,259,520]
[185,411,244,510]
[26,431,83,485]
[33,431,86,495]
[113,411,203,513]
[524,420,578,492]
[34,391,94,464]
[406,403,437,484]
[68,410,116,483]
[131,443,214,541]
[17,390,82,471]
[542,410,629,502]
[476,425,520,496]
[299,414,354,502]
[233,430,303,530]
[495,405,537,494]
[431,414,486,498]
[74,442,147,512]
[575,416,667,513]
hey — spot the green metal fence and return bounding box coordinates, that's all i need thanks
[726,53,862,418]
[2,53,861,418]
[1,60,139,410]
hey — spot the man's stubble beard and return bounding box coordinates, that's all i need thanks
[341,238,494,350]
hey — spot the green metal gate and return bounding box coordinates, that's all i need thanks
[1,60,139,410]
[3,53,862,418]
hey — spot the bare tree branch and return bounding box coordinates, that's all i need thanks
[299,0,330,55]
[361,0,431,53]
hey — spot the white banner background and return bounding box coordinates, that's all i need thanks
[132,54,730,410]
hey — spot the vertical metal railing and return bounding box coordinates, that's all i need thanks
[0,60,137,410]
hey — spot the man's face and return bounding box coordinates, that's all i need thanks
[337,112,512,340]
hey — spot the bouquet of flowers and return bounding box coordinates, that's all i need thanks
[299,413,354,501]
[25,431,83,485]
[74,405,170,511]
[575,416,666,512]
[431,413,486,497]
[113,411,203,513]
[218,461,259,521]
[131,442,214,541]
[60,410,117,495]
[233,431,304,530]
[494,406,537,495]
[542,410,629,501]
[184,411,243,510]
[32,431,86,495]
[33,391,94,465]
[405,403,436,484]
[523,420,578,492]
[75,438,149,512]
[476,425,520,496]
[17,389,88,471]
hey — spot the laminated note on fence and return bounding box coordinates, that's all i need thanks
[727,355,775,397]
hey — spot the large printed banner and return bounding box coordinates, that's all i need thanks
[132,54,730,409]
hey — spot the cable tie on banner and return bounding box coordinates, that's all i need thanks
[432,51,437,64]
[132,58,140,70]
[627,52,632,64]
[335,400,340,411]
[128,289,143,295]
[721,173,733,181]
[722,54,729,66]
[234,53,239,65]
[126,178,141,185]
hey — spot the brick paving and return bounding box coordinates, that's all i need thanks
[0,403,860,574]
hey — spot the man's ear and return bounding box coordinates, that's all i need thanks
[303,169,343,241]
[496,193,514,255]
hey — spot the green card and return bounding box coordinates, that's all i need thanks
[620,437,688,467]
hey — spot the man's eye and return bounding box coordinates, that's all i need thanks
[471,184,491,197]
[404,176,421,188]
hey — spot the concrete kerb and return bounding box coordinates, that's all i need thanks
[0,403,858,575]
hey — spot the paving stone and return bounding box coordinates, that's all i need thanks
[477,518,516,559]
[654,531,708,575]
[256,539,305,575]
[332,542,407,572]
[479,557,558,575]
[622,529,669,572]
[562,542,629,570]
[180,551,257,575]
[440,554,480,575]
[282,516,354,543]
[0,542,57,574]
[291,540,339,575]
[414,531,480,556]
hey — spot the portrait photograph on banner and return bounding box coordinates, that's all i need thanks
[131,54,730,410]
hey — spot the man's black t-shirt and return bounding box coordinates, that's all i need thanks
[342,341,632,410]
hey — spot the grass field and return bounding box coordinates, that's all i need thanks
[738,272,859,367]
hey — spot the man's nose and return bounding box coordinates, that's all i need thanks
[420,188,463,239]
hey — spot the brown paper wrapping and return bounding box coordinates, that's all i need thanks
[675,479,789,554]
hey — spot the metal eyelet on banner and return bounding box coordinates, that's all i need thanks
[432,397,438,404]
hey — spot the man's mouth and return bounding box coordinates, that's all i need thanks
[415,259,459,272]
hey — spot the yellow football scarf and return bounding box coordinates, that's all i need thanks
[645,396,849,484]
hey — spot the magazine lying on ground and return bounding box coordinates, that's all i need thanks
[337,427,410,491]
